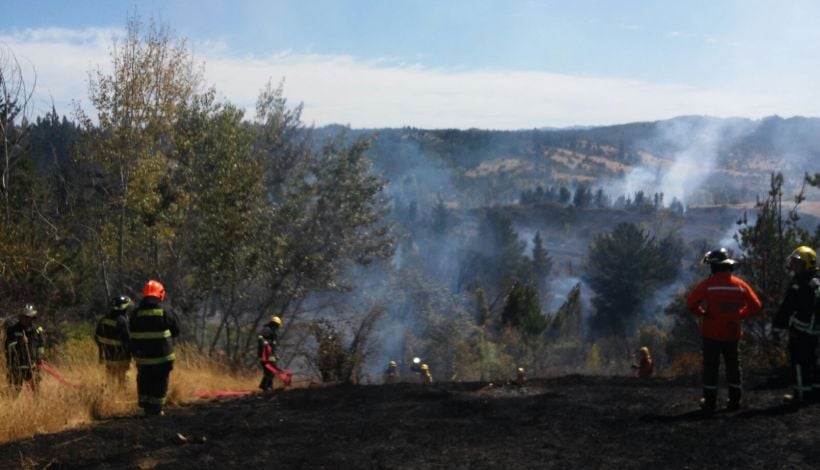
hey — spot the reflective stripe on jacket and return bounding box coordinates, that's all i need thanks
[686,272,763,341]
[773,269,820,334]
[95,312,131,364]
[4,323,46,368]
[129,299,179,366]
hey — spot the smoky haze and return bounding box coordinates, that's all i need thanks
[306,115,820,381]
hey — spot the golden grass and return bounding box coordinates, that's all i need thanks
[0,337,258,443]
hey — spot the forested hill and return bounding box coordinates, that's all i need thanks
[319,115,820,209]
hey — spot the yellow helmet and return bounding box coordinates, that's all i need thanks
[389,360,397,367]
[639,346,650,356]
[270,316,282,327]
[517,367,525,374]
[789,246,817,270]
[420,363,429,371]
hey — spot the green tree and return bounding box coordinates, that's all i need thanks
[583,222,680,338]
[173,91,265,356]
[531,231,552,297]
[76,14,201,295]
[734,173,813,364]
[458,210,526,296]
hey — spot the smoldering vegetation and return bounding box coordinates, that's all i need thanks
[304,115,820,385]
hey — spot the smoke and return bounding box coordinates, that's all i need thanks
[603,117,758,207]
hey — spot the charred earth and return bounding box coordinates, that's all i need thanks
[2,374,819,469]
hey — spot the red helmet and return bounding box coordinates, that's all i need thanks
[143,279,166,301]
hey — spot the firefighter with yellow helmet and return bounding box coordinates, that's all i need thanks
[258,315,283,390]
[773,246,820,405]
[419,363,433,384]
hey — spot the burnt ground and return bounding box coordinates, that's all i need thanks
[2,374,819,469]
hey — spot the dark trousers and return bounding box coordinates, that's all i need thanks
[259,364,275,391]
[788,329,819,400]
[137,362,173,414]
[702,337,742,405]
[7,366,38,395]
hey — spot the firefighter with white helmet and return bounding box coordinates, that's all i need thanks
[4,304,46,394]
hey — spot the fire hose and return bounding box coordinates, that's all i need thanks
[38,362,81,388]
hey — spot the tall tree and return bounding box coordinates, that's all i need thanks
[458,209,527,297]
[76,14,201,295]
[173,91,264,355]
[734,173,813,363]
[531,231,553,298]
[583,222,680,338]
[0,45,36,225]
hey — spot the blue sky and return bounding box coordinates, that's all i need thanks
[3,0,820,128]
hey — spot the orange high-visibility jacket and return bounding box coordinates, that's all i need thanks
[686,272,763,341]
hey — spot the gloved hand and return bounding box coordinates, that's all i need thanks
[18,336,28,345]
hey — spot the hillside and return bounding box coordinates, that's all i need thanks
[325,115,820,210]
[3,374,818,469]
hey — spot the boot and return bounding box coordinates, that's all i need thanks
[783,392,803,406]
[699,388,717,415]
[726,387,742,411]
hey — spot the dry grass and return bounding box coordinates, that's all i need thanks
[0,337,258,444]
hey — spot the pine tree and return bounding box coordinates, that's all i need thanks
[734,172,812,360]
[583,222,680,338]
[531,231,552,298]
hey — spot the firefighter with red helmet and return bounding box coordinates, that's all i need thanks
[687,248,762,413]
[258,315,283,391]
[95,295,132,385]
[4,304,46,394]
[631,347,654,379]
[129,280,179,416]
[773,246,820,405]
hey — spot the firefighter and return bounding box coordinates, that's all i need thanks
[515,367,527,386]
[258,315,282,391]
[4,304,46,395]
[384,360,400,383]
[418,363,433,384]
[772,246,820,405]
[686,248,762,413]
[631,346,654,378]
[129,280,179,416]
[95,295,132,385]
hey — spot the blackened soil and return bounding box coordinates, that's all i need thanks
[2,374,819,469]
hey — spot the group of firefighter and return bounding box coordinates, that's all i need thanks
[686,245,820,414]
[379,245,819,415]
[4,245,819,416]
[4,279,178,416]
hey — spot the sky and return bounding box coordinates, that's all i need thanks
[3,0,820,129]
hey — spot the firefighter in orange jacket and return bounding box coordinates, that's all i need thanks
[687,248,762,413]
[772,246,820,405]
[686,248,763,413]
[129,280,179,416]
